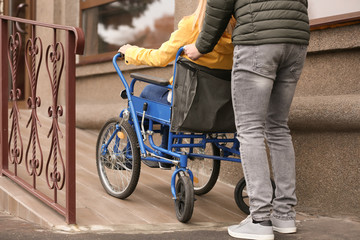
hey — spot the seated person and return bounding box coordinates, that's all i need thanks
[118,0,234,169]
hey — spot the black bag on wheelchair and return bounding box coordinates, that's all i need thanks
[170,57,236,133]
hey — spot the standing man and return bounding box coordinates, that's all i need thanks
[184,0,310,239]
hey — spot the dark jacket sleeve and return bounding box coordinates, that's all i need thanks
[195,0,234,54]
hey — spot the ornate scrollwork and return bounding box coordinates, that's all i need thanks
[24,36,44,178]
[7,32,23,167]
[45,41,66,190]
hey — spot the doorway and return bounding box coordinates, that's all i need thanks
[4,0,36,107]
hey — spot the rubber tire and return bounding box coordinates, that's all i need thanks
[189,143,221,195]
[234,177,276,215]
[96,117,141,199]
[175,173,194,223]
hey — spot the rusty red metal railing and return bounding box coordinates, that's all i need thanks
[0,15,84,224]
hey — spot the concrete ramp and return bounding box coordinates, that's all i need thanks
[0,111,245,232]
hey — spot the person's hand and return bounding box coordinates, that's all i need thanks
[184,44,203,60]
[118,44,132,54]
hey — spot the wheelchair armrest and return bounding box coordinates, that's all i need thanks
[130,73,169,86]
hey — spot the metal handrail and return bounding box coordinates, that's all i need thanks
[0,15,84,224]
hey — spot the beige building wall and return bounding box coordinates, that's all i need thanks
[290,24,360,218]
[35,0,359,219]
[35,0,81,118]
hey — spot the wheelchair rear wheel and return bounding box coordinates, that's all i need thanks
[234,177,276,215]
[175,172,194,223]
[188,142,221,195]
[96,117,141,199]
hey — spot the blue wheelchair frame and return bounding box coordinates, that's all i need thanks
[111,47,242,200]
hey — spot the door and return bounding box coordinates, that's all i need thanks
[4,0,35,107]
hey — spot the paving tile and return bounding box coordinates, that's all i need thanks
[0,190,7,211]
[8,195,19,216]
[78,199,148,225]
[76,207,112,226]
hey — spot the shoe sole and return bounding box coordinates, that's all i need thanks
[273,226,297,234]
[228,230,274,240]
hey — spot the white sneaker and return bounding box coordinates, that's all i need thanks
[228,216,274,240]
[270,215,297,233]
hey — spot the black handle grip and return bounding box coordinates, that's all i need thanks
[120,90,127,99]
[143,102,148,111]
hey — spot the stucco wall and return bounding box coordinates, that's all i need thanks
[288,24,360,218]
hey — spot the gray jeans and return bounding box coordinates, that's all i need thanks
[232,44,307,221]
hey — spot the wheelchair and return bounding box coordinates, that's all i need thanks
[95,47,275,222]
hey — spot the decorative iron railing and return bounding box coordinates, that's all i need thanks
[0,15,84,224]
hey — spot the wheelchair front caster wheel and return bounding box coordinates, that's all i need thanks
[174,174,194,223]
[234,177,276,215]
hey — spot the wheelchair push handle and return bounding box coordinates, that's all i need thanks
[113,47,185,92]
[113,52,130,95]
[173,47,184,78]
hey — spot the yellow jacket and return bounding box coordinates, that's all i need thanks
[124,14,233,78]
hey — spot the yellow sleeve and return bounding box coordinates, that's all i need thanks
[124,16,195,67]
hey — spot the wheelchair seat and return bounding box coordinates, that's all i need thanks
[130,73,169,86]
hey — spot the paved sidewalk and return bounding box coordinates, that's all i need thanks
[1,211,360,240]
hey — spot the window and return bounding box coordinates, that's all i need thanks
[0,0,3,15]
[308,0,360,19]
[80,0,175,64]
[308,0,360,30]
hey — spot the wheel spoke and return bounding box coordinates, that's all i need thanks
[96,118,140,199]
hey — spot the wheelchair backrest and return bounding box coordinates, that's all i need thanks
[171,57,236,133]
